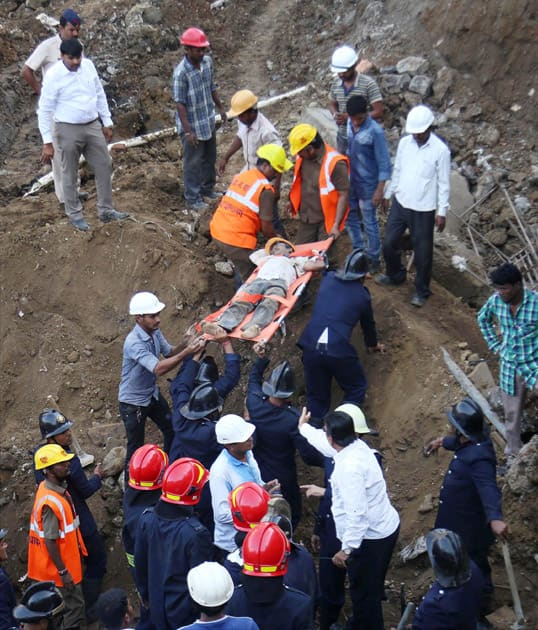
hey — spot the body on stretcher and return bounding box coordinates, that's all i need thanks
[198,238,333,343]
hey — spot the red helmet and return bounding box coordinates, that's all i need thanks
[242,522,290,577]
[229,482,270,532]
[161,458,209,505]
[180,27,210,48]
[128,444,168,491]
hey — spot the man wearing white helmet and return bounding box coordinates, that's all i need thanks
[377,104,451,307]
[118,291,205,476]
[329,45,384,154]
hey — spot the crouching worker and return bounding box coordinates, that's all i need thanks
[202,237,326,339]
[13,581,65,630]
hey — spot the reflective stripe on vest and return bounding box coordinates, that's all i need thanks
[30,493,80,538]
[319,150,340,196]
[224,177,267,214]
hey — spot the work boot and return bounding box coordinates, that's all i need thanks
[187,199,210,211]
[203,190,223,200]
[78,191,89,201]
[410,294,427,307]
[375,273,405,286]
[99,209,129,223]
[69,217,90,231]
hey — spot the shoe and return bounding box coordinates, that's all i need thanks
[69,217,89,231]
[78,191,89,201]
[368,260,382,274]
[99,210,130,223]
[375,274,404,286]
[202,190,223,200]
[187,200,209,211]
[410,294,427,307]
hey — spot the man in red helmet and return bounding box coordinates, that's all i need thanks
[134,457,214,629]
[172,27,227,211]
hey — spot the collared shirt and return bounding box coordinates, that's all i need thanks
[24,34,61,76]
[118,324,172,406]
[347,114,392,202]
[37,58,113,144]
[172,54,216,140]
[385,132,451,215]
[300,425,399,550]
[477,288,538,395]
[210,449,264,552]
[329,73,383,131]
[42,479,68,539]
[237,112,281,171]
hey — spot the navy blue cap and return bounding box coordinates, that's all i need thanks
[61,9,82,26]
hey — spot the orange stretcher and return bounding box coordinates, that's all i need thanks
[198,238,333,343]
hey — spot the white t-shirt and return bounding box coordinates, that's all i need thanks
[249,250,309,288]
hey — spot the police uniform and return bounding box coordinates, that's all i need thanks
[413,561,484,629]
[297,271,378,418]
[134,501,214,630]
[247,357,324,527]
[0,565,16,630]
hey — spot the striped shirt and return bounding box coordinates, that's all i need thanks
[172,54,216,140]
[477,288,538,395]
[329,73,383,131]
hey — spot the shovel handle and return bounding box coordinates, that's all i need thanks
[501,541,526,627]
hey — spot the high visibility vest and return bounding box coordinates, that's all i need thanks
[289,143,349,233]
[28,481,87,586]
[210,168,274,249]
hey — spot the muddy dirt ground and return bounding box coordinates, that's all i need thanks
[0,0,536,628]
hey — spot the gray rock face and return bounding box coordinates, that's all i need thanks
[379,73,411,94]
[447,171,474,234]
[408,75,433,97]
[396,56,429,76]
[433,66,456,101]
[476,124,500,147]
[101,446,126,478]
[506,435,538,495]
[485,227,508,246]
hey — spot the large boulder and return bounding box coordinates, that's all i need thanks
[506,435,538,495]
[301,107,338,147]
[446,171,474,235]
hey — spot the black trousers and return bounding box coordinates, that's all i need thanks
[346,525,400,630]
[382,197,436,299]
[119,392,173,476]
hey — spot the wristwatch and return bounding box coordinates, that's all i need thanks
[58,568,68,576]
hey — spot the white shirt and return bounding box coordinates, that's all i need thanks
[249,250,309,287]
[300,424,399,551]
[38,58,113,144]
[385,132,451,216]
[24,34,61,77]
[237,112,281,171]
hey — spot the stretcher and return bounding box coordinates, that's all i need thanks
[198,237,333,343]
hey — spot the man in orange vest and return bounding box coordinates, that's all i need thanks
[288,124,350,245]
[28,444,87,629]
[210,144,293,285]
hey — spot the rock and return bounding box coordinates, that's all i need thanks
[396,56,429,76]
[408,75,433,97]
[506,435,538,495]
[399,535,427,562]
[433,66,455,101]
[90,399,104,412]
[141,5,162,24]
[514,195,532,213]
[379,65,397,74]
[301,107,337,147]
[462,104,482,121]
[403,92,422,107]
[101,446,126,478]
[446,171,474,235]
[67,351,79,364]
[26,0,49,9]
[379,73,411,94]
[485,227,508,246]
[460,349,472,362]
[457,342,469,349]
[418,494,434,513]
[215,261,235,277]
[476,124,500,147]
[469,362,496,393]
[468,353,480,364]
[88,423,125,448]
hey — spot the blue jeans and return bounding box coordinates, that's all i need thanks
[346,199,381,264]
[180,130,217,203]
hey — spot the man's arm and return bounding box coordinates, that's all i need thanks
[477,298,502,353]
[435,144,451,232]
[383,139,402,210]
[68,455,102,499]
[37,72,58,161]
[218,135,242,175]
[154,336,206,377]
[214,339,241,397]
[259,189,277,238]
[372,127,392,206]
[330,160,350,238]
[359,290,379,349]
[21,64,41,95]
[369,100,384,121]
[212,88,227,124]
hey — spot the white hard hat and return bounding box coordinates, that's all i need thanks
[215,414,255,445]
[335,403,378,435]
[330,45,359,73]
[405,105,435,134]
[187,562,234,607]
[129,292,165,316]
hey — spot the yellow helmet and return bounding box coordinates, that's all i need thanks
[288,123,317,156]
[34,444,74,471]
[265,237,296,255]
[227,89,258,118]
[256,144,293,173]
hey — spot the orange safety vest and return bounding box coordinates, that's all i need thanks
[28,481,87,586]
[210,168,274,250]
[289,143,350,233]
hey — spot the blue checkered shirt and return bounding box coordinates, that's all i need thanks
[172,54,216,141]
[477,288,538,395]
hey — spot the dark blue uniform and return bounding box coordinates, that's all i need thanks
[226,583,313,630]
[169,354,240,530]
[412,561,484,629]
[247,357,324,527]
[297,271,378,418]
[0,566,16,630]
[134,501,214,630]
[34,446,106,582]
[434,437,503,596]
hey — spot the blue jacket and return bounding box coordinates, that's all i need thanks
[227,584,313,630]
[34,445,101,536]
[435,437,503,553]
[122,486,161,566]
[412,561,484,629]
[297,272,377,357]
[169,354,240,465]
[0,566,16,630]
[134,501,214,630]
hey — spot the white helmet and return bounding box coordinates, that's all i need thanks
[187,562,234,607]
[331,45,359,73]
[215,414,255,445]
[335,403,378,435]
[129,292,165,315]
[405,105,435,134]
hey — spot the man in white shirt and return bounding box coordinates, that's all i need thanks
[377,104,450,307]
[299,408,399,630]
[37,38,128,231]
[22,8,85,205]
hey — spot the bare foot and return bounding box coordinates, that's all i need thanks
[201,321,228,340]
[241,324,261,339]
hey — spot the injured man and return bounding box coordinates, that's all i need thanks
[202,237,326,339]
